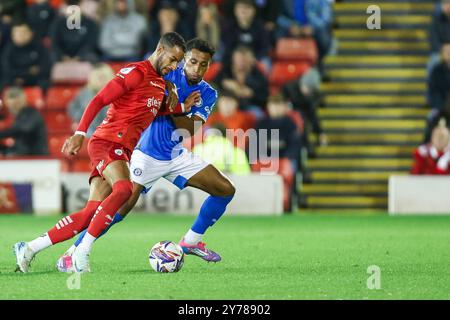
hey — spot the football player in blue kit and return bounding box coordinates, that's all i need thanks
[57,38,235,272]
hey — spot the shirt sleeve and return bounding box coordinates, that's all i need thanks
[190,89,218,122]
[76,67,144,133]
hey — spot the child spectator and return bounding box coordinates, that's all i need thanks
[411,121,450,175]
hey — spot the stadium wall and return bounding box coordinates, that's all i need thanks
[62,173,284,216]
[389,176,450,215]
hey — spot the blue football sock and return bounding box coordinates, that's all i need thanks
[74,213,124,247]
[191,195,233,234]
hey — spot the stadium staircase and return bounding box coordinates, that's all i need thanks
[300,0,435,211]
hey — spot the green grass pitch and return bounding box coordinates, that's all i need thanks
[0,213,449,299]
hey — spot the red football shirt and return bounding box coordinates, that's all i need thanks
[76,60,166,151]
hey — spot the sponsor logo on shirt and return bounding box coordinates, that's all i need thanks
[115,149,123,156]
[147,97,162,109]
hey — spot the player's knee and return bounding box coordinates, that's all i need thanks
[113,180,133,202]
[214,179,235,197]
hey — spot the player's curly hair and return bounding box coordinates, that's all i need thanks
[186,38,216,59]
[159,32,187,52]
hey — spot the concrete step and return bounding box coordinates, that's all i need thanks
[318,108,428,118]
[324,94,426,106]
[320,82,426,93]
[316,145,414,156]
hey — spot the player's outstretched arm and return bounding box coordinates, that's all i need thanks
[62,68,144,156]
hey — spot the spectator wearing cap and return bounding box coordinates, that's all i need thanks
[282,67,327,156]
[1,21,51,90]
[99,0,147,62]
[0,87,48,156]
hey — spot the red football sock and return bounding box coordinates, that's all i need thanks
[47,200,101,244]
[86,180,133,238]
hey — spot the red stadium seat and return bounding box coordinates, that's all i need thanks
[51,61,93,85]
[203,62,222,82]
[269,62,310,86]
[46,86,81,110]
[48,134,67,158]
[43,110,73,133]
[72,158,92,172]
[251,158,294,211]
[23,87,45,109]
[275,38,318,65]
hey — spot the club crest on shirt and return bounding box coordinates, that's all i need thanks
[133,168,143,176]
[195,97,203,107]
[115,149,123,156]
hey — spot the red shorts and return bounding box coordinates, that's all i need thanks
[88,137,132,183]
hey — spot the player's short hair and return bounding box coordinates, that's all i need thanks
[158,32,186,52]
[186,38,216,59]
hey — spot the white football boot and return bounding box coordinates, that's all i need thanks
[71,248,91,273]
[56,245,77,273]
[13,242,36,273]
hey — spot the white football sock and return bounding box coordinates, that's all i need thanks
[76,232,96,253]
[28,233,52,254]
[184,229,203,245]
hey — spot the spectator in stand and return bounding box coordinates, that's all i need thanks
[68,63,114,137]
[277,0,333,77]
[0,0,26,23]
[255,93,302,172]
[26,0,55,44]
[223,0,281,48]
[99,0,147,62]
[49,0,99,63]
[1,21,51,90]
[0,87,48,156]
[221,0,270,65]
[213,45,268,117]
[282,67,327,156]
[0,98,13,154]
[427,0,450,75]
[193,123,251,175]
[147,2,183,52]
[411,121,450,175]
[196,2,221,54]
[208,90,256,132]
[150,0,197,41]
[425,42,450,141]
[98,0,149,22]
[207,90,256,150]
[424,96,450,144]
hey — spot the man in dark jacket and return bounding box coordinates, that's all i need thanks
[424,43,450,142]
[221,0,270,63]
[49,0,99,63]
[0,87,48,156]
[1,22,51,90]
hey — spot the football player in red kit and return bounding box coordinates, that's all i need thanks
[13,32,187,273]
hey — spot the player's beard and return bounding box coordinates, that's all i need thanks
[155,57,165,76]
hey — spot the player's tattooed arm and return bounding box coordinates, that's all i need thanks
[170,115,205,136]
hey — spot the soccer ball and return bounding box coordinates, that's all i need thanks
[149,240,184,273]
